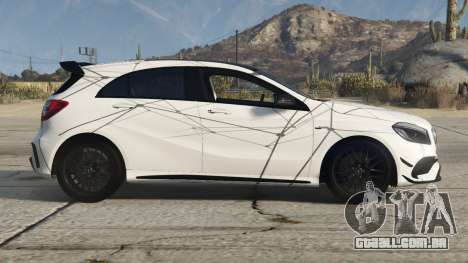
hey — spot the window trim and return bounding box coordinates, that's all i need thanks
[202,68,309,111]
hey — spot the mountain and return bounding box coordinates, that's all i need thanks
[0,0,460,75]
[173,4,432,85]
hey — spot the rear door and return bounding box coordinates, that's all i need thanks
[95,67,207,176]
[198,68,313,180]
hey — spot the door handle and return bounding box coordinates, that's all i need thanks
[112,103,137,109]
[208,109,230,115]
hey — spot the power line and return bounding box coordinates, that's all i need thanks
[0,48,59,63]
[204,30,236,45]
[201,13,271,46]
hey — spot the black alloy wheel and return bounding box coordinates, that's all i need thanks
[56,139,125,202]
[327,139,393,201]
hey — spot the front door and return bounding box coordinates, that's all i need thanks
[198,69,314,180]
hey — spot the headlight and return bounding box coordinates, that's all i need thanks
[432,126,437,144]
[392,122,431,145]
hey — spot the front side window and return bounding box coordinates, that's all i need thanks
[210,75,275,103]
[207,70,307,111]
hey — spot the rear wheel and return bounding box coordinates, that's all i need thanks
[56,139,125,202]
[326,139,393,201]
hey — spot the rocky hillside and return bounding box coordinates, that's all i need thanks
[401,40,468,91]
[172,4,432,86]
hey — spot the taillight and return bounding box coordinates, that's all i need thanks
[41,100,69,121]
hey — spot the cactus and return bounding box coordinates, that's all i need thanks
[446,0,468,41]
[315,59,320,80]
[379,39,384,68]
[135,44,142,60]
[429,21,442,42]
[367,49,373,79]
[304,59,320,91]
[463,27,468,39]
[308,59,320,80]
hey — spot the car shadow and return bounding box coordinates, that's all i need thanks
[0,170,340,204]
[113,180,340,204]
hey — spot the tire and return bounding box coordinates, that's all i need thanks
[326,139,393,201]
[56,139,125,203]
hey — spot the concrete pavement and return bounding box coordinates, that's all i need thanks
[0,101,467,262]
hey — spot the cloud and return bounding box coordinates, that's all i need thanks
[129,0,169,22]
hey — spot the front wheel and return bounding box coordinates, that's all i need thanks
[326,140,393,201]
[56,139,125,202]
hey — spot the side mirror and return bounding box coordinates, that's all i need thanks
[274,93,296,107]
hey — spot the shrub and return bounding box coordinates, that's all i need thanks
[435,87,458,108]
[456,97,468,110]
[338,74,387,98]
[405,85,458,108]
[368,82,405,104]
[0,82,53,104]
[301,78,337,98]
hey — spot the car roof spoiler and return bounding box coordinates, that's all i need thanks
[60,61,94,75]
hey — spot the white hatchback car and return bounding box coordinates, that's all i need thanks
[31,60,440,202]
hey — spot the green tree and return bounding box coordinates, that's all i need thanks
[52,68,69,81]
[21,69,39,81]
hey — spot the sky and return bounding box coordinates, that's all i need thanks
[0,0,461,75]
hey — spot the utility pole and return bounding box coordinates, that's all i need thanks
[235,29,239,91]
[235,29,238,64]
[59,43,64,62]
[28,56,33,71]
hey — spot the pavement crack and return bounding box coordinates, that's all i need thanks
[5,171,21,178]
[100,199,301,260]
[250,199,302,227]
[104,231,252,260]
[0,202,73,249]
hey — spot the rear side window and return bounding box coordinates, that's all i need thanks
[96,67,208,101]
[130,68,184,99]
[97,75,130,98]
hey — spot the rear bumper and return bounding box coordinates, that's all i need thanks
[30,138,53,178]
[29,156,35,173]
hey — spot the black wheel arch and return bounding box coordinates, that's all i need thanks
[52,133,126,178]
[319,136,397,187]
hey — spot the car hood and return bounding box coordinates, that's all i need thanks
[328,100,432,129]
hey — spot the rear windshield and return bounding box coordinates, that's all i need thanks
[53,73,82,95]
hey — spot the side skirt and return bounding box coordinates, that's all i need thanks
[135,175,311,184]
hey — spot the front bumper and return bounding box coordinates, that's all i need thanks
[399,156,441,185]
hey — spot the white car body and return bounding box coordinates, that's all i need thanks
[31,60,440,193]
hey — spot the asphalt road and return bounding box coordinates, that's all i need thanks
[0,101,467,262]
